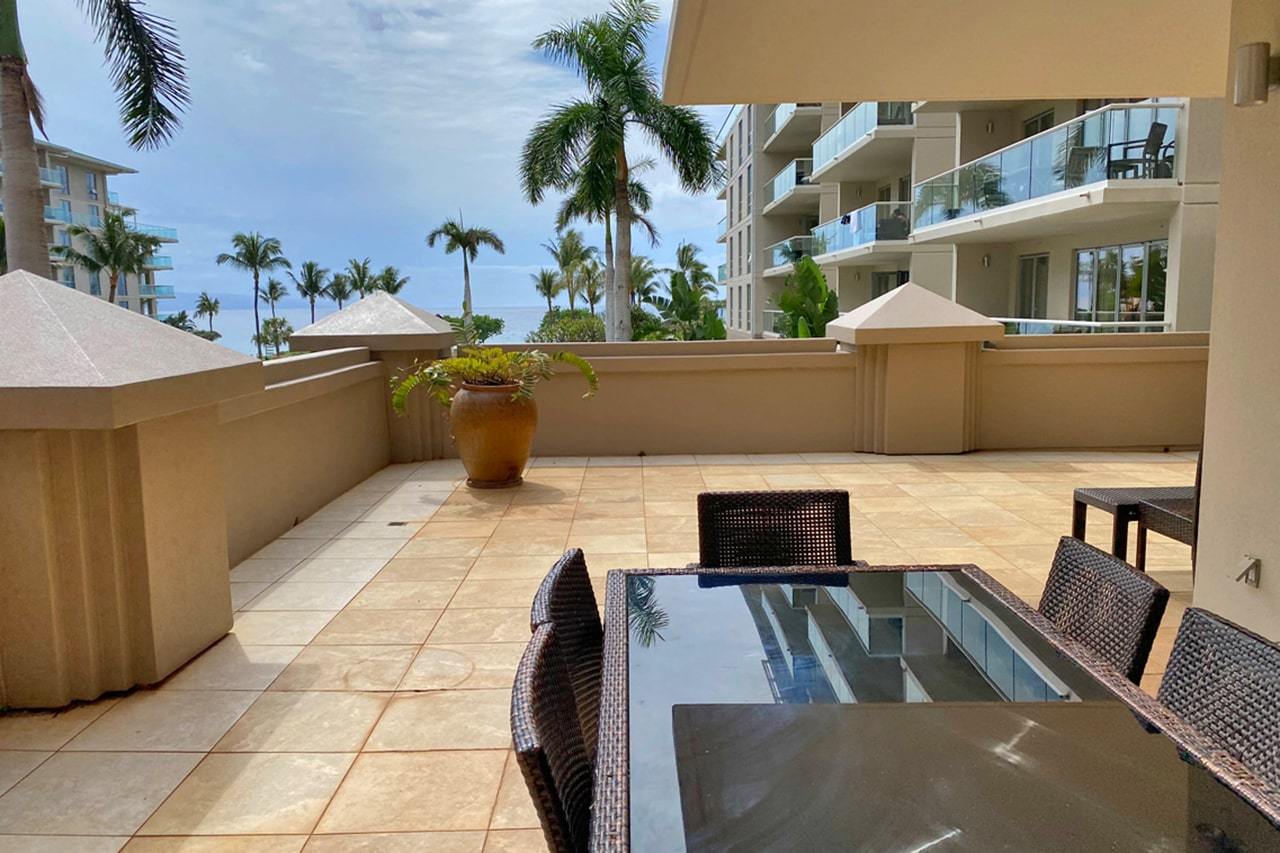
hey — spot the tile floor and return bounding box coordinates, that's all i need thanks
[0,451,1197,851]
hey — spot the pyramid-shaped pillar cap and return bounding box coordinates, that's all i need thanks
[290,291,456,352]
[825,282,1005,346]
[0,270,262,430]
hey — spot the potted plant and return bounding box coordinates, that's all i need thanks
[392,347,597,488]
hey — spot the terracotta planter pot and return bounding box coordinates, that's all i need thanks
[450,383,537,488]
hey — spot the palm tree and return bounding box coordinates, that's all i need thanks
[194,291,220,333]
[260,277,288,319]
[522,0,720,342]
[582,259,604,316]
[162,310,195,332]
[346,258,375,299]
[325,273,354,309]
[288,261,328,323]
[630,256,660,305]
[215,232,291,359]
[426,215,505,327]
[53,209,160,305]
[672,241,717,296]
[1,2,189,275]
[531,268,563,312]
[542,229,596,313]
[376,265,409,294]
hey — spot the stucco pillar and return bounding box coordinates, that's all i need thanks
[0,271,263,708]
[290,292,457,463]
[826,283,1003,454]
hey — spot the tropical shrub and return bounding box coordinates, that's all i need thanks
[630,305,666,340]
[441,313,505,344]
[391,347,597,411]
[648,271,726,341]
[526,308,606,343]
[777,257,839,338]
[253,316,294,358]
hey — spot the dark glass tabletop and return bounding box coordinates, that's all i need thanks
[623,570,1277,852]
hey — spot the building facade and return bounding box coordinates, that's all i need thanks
[719,99,1221,338]
[1,141,178,317]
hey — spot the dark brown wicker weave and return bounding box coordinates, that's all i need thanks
[1037,536,1169,683]
[589,564,1280,851]
[695,490,852,568]
[513,622,594,853]
[1158,608,1280,791]
[1135,497,1197,572]
[531,548,603,764]
[1071,486,1194,560]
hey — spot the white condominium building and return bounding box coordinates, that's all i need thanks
[718,99,1220,338]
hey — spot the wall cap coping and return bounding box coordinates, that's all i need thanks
[0,270,264,429]
[290,292,456,351]
[825,282,1006,345]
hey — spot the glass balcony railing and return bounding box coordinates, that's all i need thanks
[764,158,814,206]
[717,263,727,283]
[811,201,913,257]
[0,163,62,185]
[768,102,821,137]
[144,254,174,269]
[766,236,815,269]
[812,102,913,173]
[138,284,175,298]
[914,103,1181,231]
[43,205,72,224]
[763,308,788,336]
[135,223,178,240]
[71,211,103,228]
[993,317,1173,335]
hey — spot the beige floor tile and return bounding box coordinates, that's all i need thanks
[643,532,698,553]
[252,539,327,562]
[431,502,513,521]
[0,702,116,750]
[303,833,484,852]
[215,691,387,753]
[579,553,648,571]
[647,552,698,568]
[571,502,645,520]
[269,645,417,692]
[887,527,981,549]
[566,532,648,553]
[283,558,388,584]
[0,751,200,835]
[313,609,441,645]
[3,836,129,852]
[0,751,49,796]
[481,531,571,556]
[643,500,697,517]
[345,581,458,610]
[162,639,302,692]
[907,548,1017,571]
[126,837,306,852]
[568,517,645,536]
[501,503,577,520]
[400,644,526,691]
[243,582,365,613]
[336,522,418,540]
[468,555,562,580]
[66,690,257,752]
[140,753,353,836]
[280,520,353,540]
[484,830,550,852]
[397,538,488,559]
[232,611,337,646]
[231,582,272,610]
[366,690,510,751]
[958,526,1056,547]
[316,751,505,833]
[862,509,952,529]
[428,609,530,644]
[374,556,474,582]
[230,558,300,583]
[450,578,541,609]
[490,752,539,830]
[312,539,406,560]
[417,520,501,540]
[644,515,699,534]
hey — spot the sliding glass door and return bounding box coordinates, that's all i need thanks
[1074,240,1167,328]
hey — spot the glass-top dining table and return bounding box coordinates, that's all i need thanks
[588,565,1280,852]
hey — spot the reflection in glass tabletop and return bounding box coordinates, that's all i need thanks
[624,570,1276,852]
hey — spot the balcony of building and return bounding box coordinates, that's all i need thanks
[716,215,727,243]
[809,201,914,268]
[717,262,727,283]
[761,158,821,216]
[143,255,174,270]
[762,102,824,153]
[811,101,915,183]
[137,284,176,299]
[911,103,1183,245]
[762,235,815,278]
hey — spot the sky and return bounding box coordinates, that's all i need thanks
[20,0,733,315]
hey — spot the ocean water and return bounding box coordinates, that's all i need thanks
[195,305,550,356]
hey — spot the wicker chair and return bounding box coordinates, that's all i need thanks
[1037,536,1169,683]
[531,549,603,763]
[695,490,852,569]
[1158,608,1280,789]
[512,623,594,853]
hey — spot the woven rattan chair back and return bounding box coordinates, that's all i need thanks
[1158,608,1280,789]
[512,623,594,853]
[696,490,852,568]
[1038,536,1169,683]
[531,549,603,763]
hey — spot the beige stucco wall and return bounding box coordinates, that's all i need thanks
[977,339,1208,449]
[1193,0,1280,638]
[218,351,391,565]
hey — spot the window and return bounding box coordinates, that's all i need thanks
[745,164,752,211]
[59,267,75,287]
[1017,254,1050,318]
[1074,240,1167,327]
[57,229,70,247]
[1023,109,1055,138]
[877,185,892,202]
[898,175,911,202]
[736,118,743,165]
[56,165,70,194]
[737,230,743,278]
[746,106,752,149]
[88,204,101,226]
[727,185,733,227]
[746,225,752,274]
[86,171,99,199]
[872,271,909,298]
[746,282,752,332]
[736,175,743,221]
[727,287,734,327]
[118,277,129,296]
[119,300,130,310]
[89,271,101,296]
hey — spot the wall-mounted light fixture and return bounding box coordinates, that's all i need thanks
[985,120,995,134]
[981,254,991,268]
[1234,42,1280,106]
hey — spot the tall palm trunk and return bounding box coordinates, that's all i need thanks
[309,298,316,323]
[107,271,120,305]
[612,148,633,342]
[603,213,615,336]
[0,4,49,278]
[251,270,263,359]
[207,314,214,333]
[461,253,473,326]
